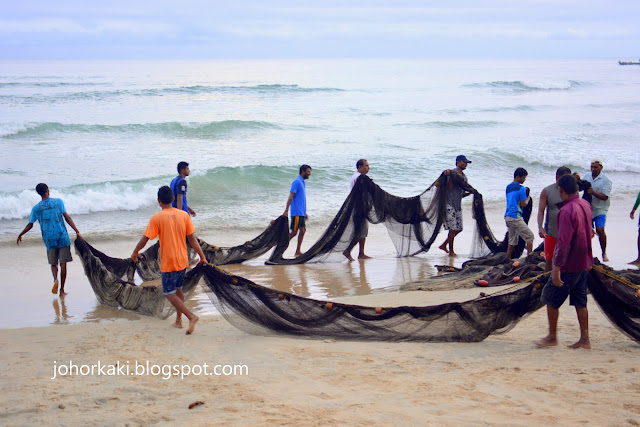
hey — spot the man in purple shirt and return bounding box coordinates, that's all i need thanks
[536,174,593,350]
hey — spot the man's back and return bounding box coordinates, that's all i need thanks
[556,196,593,272]
[144,208,194,273]
[30,198,70,250]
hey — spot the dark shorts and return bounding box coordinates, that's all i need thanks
[161,269,186,295]
[541,270,588,309]
[290,216,306,231]
[47,246,72,266]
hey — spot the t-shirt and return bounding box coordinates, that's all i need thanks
[29,198,71,250]
[289,175,306,217]
[143,208,195,273]
[446,170,468,212]
[350,172,361,189]
[505,182,527,219]
[583,172,612,218]
[170,176,189,214]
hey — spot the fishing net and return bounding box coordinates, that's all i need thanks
[199,263,546,342]
[267,173,533,264]
[587,265,640,343]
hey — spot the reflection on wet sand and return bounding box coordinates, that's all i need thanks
[52,297,71,325]
[223,256,437,300]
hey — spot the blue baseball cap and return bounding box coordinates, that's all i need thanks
[456,155,472,164]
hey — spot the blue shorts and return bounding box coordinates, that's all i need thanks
[541,270,588,309]
[592,215,606,229]
[161,269,186,295]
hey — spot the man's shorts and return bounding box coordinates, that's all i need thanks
[592,214,606,229]
[356,219,369,239]
[541,270,588,309]
[47,246,72,266]
[505,217,535,246]
[290,216,306,232]
[161,268,186,296]
[544,235,557,261]
[443,205,463,231]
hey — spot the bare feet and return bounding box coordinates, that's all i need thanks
[535,336,558,347]
[628,259,640,265]
[294,252,303,257]
[186,315,199,335]
[438,243,449,254]
[568,339,591,349]
[602,254,610,262]
[51,280,59,294]
[343,250,355,262]
[59,290,67,296]
[173,319,183,329]
[448,251,458,257]
[358,254,371,260]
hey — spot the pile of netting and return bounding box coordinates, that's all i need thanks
[266,173,532,264]
[199,262,546,342]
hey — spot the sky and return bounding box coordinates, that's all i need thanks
[1,0,639,59]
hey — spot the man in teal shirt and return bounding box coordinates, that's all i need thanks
[17,183,82,295]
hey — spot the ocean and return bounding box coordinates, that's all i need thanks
[2,58,639,243]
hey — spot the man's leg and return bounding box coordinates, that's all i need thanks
[526,240,533,255]
[595,226,608,262]
[165,294,198,334]
[295,227,306,257]
[59,263,67,295]
[631,229,640,264]
[173,288,185,328]
[506,244,514,259]
[536,305,559,347]
[51,264,59,294]
[358,238,370,259]
[568,307,590,349]
[448,230,461,256]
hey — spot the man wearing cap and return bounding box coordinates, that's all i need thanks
[438,155,472,257]
[584,158,612,262]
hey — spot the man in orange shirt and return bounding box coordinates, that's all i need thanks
[131,186,207,335]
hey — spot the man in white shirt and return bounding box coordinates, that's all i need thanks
[344,159,371,261]
[584,158,612,262]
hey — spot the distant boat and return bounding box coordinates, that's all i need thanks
[619,59,640,65]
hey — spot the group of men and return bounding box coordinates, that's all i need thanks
[15,156,637,343]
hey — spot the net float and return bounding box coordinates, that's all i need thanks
[375,307,382,314]
[477,279,489,287]
[636,289,640,298]
[278,294,284,300]
[512,261,520,268]
[326,302,333,310]
[232,278,239,285]
[482,300,489,307]
[534,283,542,290]
[512,276,521,282]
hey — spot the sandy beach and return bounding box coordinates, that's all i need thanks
[1,198,639,425]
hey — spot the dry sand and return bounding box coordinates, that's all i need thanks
[1,299,640,426]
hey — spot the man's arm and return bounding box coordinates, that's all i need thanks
[63,212,83,240]
[17,223,34,245]
[631,192,640,219]
[131,236,150,262]
[537,188,548,238]
[188,207,196,217]
[282,192,295,217]
[587,178,612,201]
[187,233,208,265]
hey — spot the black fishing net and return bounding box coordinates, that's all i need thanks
[267,173,533,264]
[199,262,546,342]
[587,266,640,343]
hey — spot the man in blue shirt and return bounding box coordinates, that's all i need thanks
[283,164,312,257]
[17,183,83,295]
[170,161,196,217]
[505,168,534,259]
[584,158,612,262]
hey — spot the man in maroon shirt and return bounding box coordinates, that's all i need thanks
[536,174,594,349]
